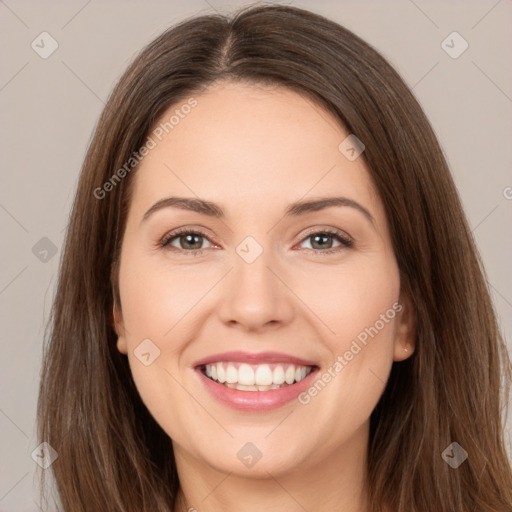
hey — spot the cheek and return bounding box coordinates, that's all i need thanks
[296,259,400,434]
[119,252,214,343]
[117,255,204,440]
[295,252,400,352]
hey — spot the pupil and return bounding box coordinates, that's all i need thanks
[183,234,201,249]
[312,234,332,249]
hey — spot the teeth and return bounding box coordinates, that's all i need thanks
[204,362,313,389]
[273,365,285,385]
[217,363,226,383]
[285,365,295,385]
[235,384,258,391]
[255,365,273,386]
[225,365,237,384]
[295,366,307,382]
[238,364,255,385]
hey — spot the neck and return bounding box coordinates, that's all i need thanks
[173,422,371,512]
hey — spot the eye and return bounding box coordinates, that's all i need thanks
[160,227,353,256]
[297,229,353,254]
[161,229,214,254]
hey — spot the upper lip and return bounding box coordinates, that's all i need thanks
[193,351,318,368]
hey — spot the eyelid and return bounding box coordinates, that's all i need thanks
[159,226,219,250]
[297,226,353,248]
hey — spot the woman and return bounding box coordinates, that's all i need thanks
[37,4,512,511]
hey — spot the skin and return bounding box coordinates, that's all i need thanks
[114,80,415,512]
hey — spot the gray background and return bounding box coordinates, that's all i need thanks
[1,0,511,510]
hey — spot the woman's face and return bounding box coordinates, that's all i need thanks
[114,80,414,478]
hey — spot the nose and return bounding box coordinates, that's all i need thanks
[217,245,295,332]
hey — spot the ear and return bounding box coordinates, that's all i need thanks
[112,302,128,355]
[393,289,416,362]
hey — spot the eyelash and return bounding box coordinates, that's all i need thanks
[159,227,354,257]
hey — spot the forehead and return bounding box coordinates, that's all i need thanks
[129,81,381,221]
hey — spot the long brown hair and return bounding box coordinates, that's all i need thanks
[37,4,512,511]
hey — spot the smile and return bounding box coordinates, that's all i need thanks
[194,351,319,411]
[202,362,313,391]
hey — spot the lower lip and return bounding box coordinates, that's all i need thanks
[196,367,318,411]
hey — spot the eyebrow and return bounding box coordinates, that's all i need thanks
[142,196,375,225]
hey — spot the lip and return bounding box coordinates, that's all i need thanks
[194,351,319,412]
[197,367,319,411]
[193,351,318,367]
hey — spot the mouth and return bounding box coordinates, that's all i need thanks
[193,351,319,411]
[200,361,314,391]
